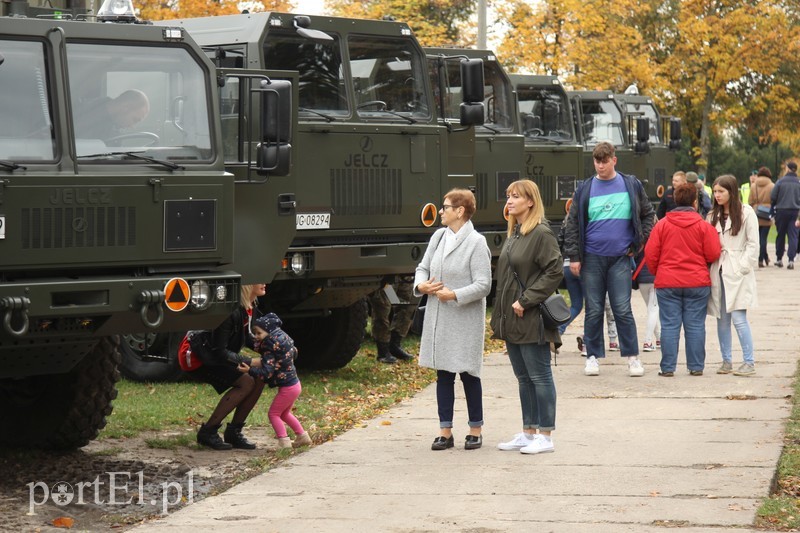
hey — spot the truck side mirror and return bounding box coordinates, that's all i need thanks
[460,58,484,103]
[669,118,681,151]
[257,79,292,176]
[634,117,650,154]
[459,59,484,126]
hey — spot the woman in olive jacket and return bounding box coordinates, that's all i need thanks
[491,180,563,455]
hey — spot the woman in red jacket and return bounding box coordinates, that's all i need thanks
[645,184,721,376]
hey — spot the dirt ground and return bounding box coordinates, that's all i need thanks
[0,428,288,532]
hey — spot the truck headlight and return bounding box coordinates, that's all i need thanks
[190,280,212,311]
[291,252,306,275]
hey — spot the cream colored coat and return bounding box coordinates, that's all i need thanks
[707,204,759,316]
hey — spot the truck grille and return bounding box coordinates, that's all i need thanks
[330,168,402,216]
[21,206,136,249]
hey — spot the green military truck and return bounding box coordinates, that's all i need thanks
[0,1,292,447]
[614,91,681,203]
[161,13,484,369]
[511,74,583,224]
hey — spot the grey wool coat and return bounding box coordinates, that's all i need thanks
[413,221,492,378]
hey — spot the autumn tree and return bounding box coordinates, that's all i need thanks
[327,0,475,46]
[137,0,294,21]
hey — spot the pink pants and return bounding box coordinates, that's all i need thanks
[268,382,304,438]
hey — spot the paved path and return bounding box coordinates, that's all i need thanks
[134,256,798,532]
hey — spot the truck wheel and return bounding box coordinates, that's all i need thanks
[119,332,184,382]
[0,336,121,450]
[287,299,368,370]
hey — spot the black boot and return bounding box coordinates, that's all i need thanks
[376,342,397,364]
[389,331,414,361]
[224,422,257,450]
[197,423,232,450]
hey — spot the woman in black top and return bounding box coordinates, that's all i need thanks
[194,283,266,450]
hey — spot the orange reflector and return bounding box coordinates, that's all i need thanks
[421,203,438,227]
[565,198,573,214]
[657,185,665,198]
[164,278,190,312]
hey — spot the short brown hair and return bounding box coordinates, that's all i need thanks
[443,188,476,220]
[673,182,697,207]
[592,141,616,161]
[757,166,772,179]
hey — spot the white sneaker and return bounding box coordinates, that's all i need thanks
[497,432,534,451]
[584,355,599,376]
[520,434,554,454]
[628,357,644,377]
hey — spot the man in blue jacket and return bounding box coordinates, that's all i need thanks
[771,161,800,269]
[564,141,655,377]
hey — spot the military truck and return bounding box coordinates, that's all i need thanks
[510,74,583,224]
[425,48,521,257]
[0,1,292,447]
[161,13,484,370]
[614,91,681,203]
[569,90,680,205]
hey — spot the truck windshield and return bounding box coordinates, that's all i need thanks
[264,32,348,116]
[577,99,624,147]
[349,36,429,120]
[430,58,513,130]
[517,86,573,140]
[67,43,213,161]
[625,102,661,144]
[0,39,56,161]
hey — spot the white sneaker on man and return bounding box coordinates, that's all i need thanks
[497,432,534,451]
[584,355,599,376]
[628,357,644,377]
[520,434,554,454]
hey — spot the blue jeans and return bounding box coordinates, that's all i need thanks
[505,342,556,431]
[581,254,639,358]
[717,283,754,365]
[656,286,710,372]
[559,265,584,335]
[775,209,799,262]
[436,370,483,428]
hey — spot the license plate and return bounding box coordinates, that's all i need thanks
[296,212,330,230]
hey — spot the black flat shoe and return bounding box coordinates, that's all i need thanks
[464,435,482,450]
[431,436,454,451]
[658,371,674,377]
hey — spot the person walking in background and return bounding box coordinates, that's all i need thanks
[687,172,711,218]
[564,141,655,377]
[492,180,563,455]
[740,172,754,204]
[749,166,775,267]
[193,284,266,450]
[708,175,759,376]
[238,313,312,449]
[557,217,583,338]
[414,188,491,451]
[369,276,415,364]
[645,184,720,377]
[770,161,800,269]
[656,171,686,219]
[633,247,661,352]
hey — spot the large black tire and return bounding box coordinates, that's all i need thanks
[119,332,184,382]
[285,299,368,370]
[0,336,121,450]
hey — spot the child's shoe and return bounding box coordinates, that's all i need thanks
[642,342,656,352]
[608,341,620,351]
[277,437,292,449]
[292,432,313,448]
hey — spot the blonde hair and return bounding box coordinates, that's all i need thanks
[505,180,544,236]
[240,284,258,310]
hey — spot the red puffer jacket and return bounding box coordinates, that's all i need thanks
[645,208,721,289]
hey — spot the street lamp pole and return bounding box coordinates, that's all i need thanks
[478,0,486,49]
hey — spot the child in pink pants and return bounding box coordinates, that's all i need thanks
[238,313,311,449]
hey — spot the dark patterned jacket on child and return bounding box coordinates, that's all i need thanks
[249,313,299,388]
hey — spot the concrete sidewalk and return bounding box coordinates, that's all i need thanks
[134,261,798,532]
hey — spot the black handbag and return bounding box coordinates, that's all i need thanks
[512,271,570,330]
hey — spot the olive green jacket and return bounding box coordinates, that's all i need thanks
[490,223,563,346]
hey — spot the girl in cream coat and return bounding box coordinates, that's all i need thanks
[707,175,759,376]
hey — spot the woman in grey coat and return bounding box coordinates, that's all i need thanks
[414,188,491,451]
[491,180,563,455]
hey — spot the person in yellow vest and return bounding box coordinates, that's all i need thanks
[699,174,712,198]
[740,171,755,203]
